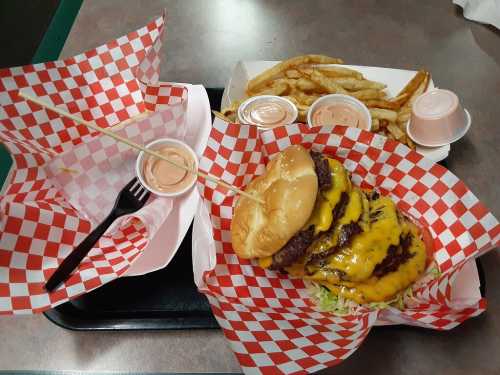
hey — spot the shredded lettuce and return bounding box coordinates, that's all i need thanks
[310,282,417,315]
[429,266,442,279]
[368,295,400,310]
[309,264,439,315]
[309,284,352,316]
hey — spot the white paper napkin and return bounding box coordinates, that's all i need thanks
[454,0,500,29]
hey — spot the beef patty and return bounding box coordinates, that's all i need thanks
[269,151,331,270]
[373,233,415,278]
[310,151,332,191]
[269,226,315,270]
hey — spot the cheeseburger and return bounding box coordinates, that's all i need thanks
[231,145,429,307]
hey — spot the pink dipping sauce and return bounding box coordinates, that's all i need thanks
[143,146,196,194]
[312,103,368,129]
[243,101,295,128]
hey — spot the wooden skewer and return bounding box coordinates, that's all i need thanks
[19,90,264,204]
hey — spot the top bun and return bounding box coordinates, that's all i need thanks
[231,145,319,259]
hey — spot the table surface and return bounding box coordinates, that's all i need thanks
[1,0,499,374]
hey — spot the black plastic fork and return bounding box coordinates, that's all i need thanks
[45,177,151,292]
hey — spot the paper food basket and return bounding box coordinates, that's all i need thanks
[0,14,193,314]
[193,119,500,374]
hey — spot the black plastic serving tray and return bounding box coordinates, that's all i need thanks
[44,223,220,330]
[43,88,486,331]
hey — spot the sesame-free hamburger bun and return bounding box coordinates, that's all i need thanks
[231,145,318,259]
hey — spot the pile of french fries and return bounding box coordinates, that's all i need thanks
[221,55,430,149]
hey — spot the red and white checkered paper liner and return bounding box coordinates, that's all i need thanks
[0,14,193,315]
[196,121,500,374]
[46,88,187,228]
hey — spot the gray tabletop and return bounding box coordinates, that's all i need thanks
[1,0,499,374]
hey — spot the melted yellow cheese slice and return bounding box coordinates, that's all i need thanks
[307,188,364,257]
[305,158,351,235]
[324,195,402,282]
[306,195,333,234]
[284,256,307,277]
[322,159,351,206]
[259,256,273,268]
[320,222,427,303]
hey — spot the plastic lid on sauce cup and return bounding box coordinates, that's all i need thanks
[237,95,298,128]
[407,89,471,147]
[307,94,372,131]
[136,138,198,198]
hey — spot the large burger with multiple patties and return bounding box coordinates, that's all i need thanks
[231,145,430,310]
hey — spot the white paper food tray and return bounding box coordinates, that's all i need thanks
[221,61,451,162]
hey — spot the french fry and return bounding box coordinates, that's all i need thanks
[397,120,407,132]
[280,78,299,93]
[398,107,412,117]
[372,118,380,131]
[369,108,398,122]
[247,55,343,93]
[282,95,299,105]
[379,119,390,129]
[386,131,396,140]
[396,121,415,148]
[387,122,405,140]
[391,93,410,107]
[351,89,385,100]
[396,72,430,128]
[364,94,409,110]
[406,136,415,149]
[293,91,320,106]
[397,116,410,125]
[212,110,232,122]
[397,107,412,123]
[299,67,313,75]
[315,66,364,79]
[294,103,309,112]
[226,112,237,122]
[332,77,386,91]
[297,109,308,123]
[285,69,302,79]
[396,71,430,113]
[296,77,320,92]
[221,99,243,118]
[301,69,347,94]
[407,73,430,107]
[253,81,290,96]
[397,70,428,101]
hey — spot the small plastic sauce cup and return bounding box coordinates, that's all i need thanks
[136,138,198,198]
[407,89,471,147]
[307,94,372,131]
[238,95,298,129]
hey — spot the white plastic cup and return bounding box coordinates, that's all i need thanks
[407,89,471,147]
[307,94,372,131]
[136,138,198,198]
[237,95,298,128]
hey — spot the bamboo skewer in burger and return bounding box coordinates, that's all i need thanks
[18,90,264,204]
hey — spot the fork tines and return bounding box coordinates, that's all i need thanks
[129,177,149,202]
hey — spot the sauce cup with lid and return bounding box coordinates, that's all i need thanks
[136,138,198,198]
[307,94,372,131]
[407,89,471,147]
